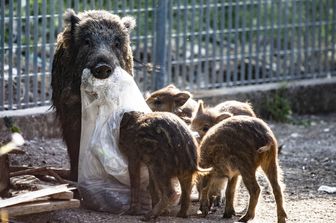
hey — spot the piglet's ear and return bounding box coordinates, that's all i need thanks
[122,16,136,33]
[196,100,204,116]
[175,91,191,107]
[215,112,233,123]
[166,84,177,89]
[120,111,142,127]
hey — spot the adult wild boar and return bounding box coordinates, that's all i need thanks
[51,9,135,181]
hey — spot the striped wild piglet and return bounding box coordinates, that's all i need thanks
[191,100,256,140]
[145,84,197,124]
[197,115,287,223]
[214,100,256,117]
[191,100,247,209]
[119,111,210,221]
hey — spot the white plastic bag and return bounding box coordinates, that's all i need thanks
[78,67,151,213]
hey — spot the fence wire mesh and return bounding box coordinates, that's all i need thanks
[0,0,335,111]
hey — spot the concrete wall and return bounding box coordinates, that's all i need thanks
[192,77,336,117]
[1,77,336,139]
[0,106,61,140]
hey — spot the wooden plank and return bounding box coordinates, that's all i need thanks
[7,147,25,155]
[50,191,74,200]
[10,166,73,184]
[0,184,75,208]
[1,199,80,217]
[9,166,70,180]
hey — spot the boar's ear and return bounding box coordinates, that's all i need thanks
[195,100,205,116]
[175,91,191,107]
[122,16,136,33]
[215,112,233,123]
[64,9,80,28]
[62,9,80,48]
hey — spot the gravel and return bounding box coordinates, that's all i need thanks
[8,113,336,223]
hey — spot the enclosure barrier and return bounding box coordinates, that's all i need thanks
[0,0,335,111]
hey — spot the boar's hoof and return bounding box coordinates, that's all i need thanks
[176,211,188,218]
[210,207,218,213]
[278,217,287,223]
[140,216,150,222]
[160,208,171,216]
[213,197,222,207]
[222,209,235,218]
[141,213,156,222]
[200,203,209,217]
[238,214,252,222]
[125,206,141,216]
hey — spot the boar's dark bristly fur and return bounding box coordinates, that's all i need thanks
[119,111,205,221]
[199,116,287,223]
[51,9,135,181]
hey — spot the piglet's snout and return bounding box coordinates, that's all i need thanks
[92,63,115,79]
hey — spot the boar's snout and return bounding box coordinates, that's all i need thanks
[92,63,114,79]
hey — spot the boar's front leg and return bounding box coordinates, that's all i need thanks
[127,156,142,215]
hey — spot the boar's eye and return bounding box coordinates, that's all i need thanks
[154,99,162,106]
[202,126,209,132]
[114,37,121,48]
[84,38,91,47]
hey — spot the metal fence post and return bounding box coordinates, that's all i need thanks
[153,0,169,90]
[0,0,4,110]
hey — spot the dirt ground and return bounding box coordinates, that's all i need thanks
[7,113,336,223]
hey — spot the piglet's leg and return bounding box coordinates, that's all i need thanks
[213,193,222,208]
[127,157,142,215]
[142,168,170,221]
[199,176,214,217]
[148,178,159,208]
[176,173,193,218]
[261,158,287,223]
[239,171,260,222]
[223,175,239,218]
